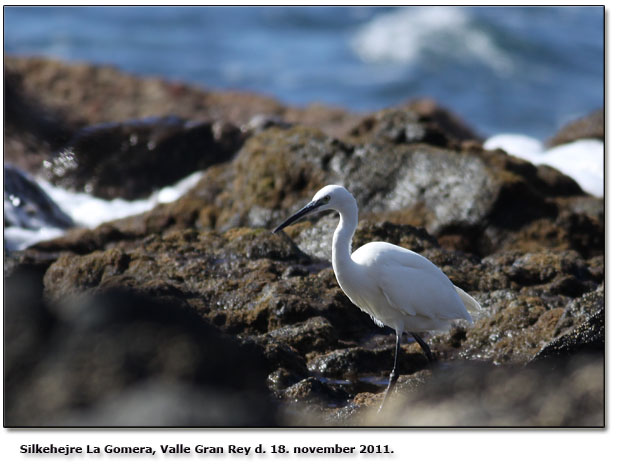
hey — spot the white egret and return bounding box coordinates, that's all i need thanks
[273,185,480,411]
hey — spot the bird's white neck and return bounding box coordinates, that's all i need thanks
[332,202,358,275]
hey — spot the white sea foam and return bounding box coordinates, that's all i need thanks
[484,134,604,197]
[4,226,66,252]
[6,170,204,251]
[350,7,513,75]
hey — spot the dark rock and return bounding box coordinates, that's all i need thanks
[42,116,244,200]
[267,368,304,392]
[253,339,310,382]
[532,308,604,362]
[264,316,339,355]
[283,377,349,406]
[349,108,449,147]
[4,250,57,386]
[351,357,603,426]
[4,164,74,233]
[308,345,428,379]
[58,381,272,427]
[406,99,482,142]
[4,68,74,174]
[547,109,604,147]
[506,250,591,286]
[350,99,481,146]
[5,288,275,426]
[5,56,363,141]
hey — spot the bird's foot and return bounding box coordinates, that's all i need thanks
[377,371,399,414]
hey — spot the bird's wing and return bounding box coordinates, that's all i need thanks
[356,243,471,322]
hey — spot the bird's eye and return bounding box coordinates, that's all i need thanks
[323,195,331,203]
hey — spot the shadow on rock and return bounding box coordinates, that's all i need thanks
[5,287,277,426]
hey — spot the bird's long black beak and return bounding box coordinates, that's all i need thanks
[273,201,320,233]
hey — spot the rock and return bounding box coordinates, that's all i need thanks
[5,288,275,426]
[4,55,604,426]
[57,380,273,427]
[4,250,57,388]
[547,109,604,147]
[307,345,428,379]
[4,68,74,174]
[11,207,604,425]
[41,228,379,339]
[347,356,603,426]
[283,377,349,406]
[533,309,604,361]
[118,122,600,258]
[348,100,480,147]
[5,56,363,141]
[262,316,339,355]
[4,164,74,232]
[532,287,604,361]
[406,98,482,141]
[42,116,244,200]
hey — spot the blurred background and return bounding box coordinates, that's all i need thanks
[4,6,604,139]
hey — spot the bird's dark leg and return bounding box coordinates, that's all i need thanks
[410,331,435,365]
[377,332,401,414]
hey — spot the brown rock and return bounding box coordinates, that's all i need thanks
[547,109,604,147]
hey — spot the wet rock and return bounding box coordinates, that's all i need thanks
[4,164,74,232]
[547,109,604,147]
[308,345,428,379]
[449,261,602,365]
[42,116,244,200]
[5,288,275,426]
[283,377,349,406]
[533,310,604,362]
[267,368,304,392]
[253,339,310,384]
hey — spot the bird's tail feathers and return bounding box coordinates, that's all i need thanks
[454,286,482,322]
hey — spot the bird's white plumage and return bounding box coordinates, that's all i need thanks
[304,184,476,337]
[276,184,480,411]
[347,242,473,332]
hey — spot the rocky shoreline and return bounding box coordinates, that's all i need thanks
[4,56,604,426]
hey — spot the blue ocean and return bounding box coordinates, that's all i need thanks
[4,6,604,140]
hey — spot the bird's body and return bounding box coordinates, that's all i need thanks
[274,184,479,412]
[340,242,474,333]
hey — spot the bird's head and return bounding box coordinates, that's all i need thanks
[273,185,355,233]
